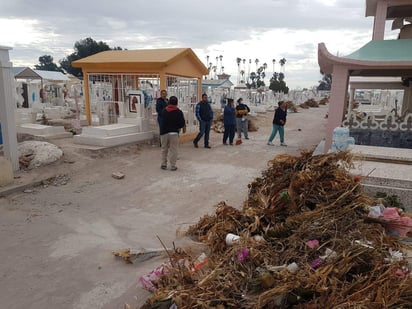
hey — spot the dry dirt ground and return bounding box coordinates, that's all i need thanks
[0,104,328,309]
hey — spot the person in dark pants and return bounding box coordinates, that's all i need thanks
[156,90,168,126]
[223,98,236,145]
[160,96,186,171]
[156,90,168,146]
[193,93,214,148]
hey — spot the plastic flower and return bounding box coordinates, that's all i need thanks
[306,239,319,249]
[237,248,250,263]
[310,258,324,269]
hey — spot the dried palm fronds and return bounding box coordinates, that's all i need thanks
[319,97,329,105]
[285,101,298,112]
[140,150,412,309]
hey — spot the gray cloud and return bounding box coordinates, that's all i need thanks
[1,0,389,88]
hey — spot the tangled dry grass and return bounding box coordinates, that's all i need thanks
[140,150,412,309]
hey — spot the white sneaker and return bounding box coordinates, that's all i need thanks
[267,142,274,146]
[280,142,288,146]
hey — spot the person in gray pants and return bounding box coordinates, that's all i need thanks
[235,98,250,139]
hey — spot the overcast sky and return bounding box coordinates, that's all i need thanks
[0,0,399,89]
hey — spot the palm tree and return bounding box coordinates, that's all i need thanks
[255,58,259,71]
[236,57,242,84]
[250,72,257,88]
[272,59,276,74]
[219,55,223,74]
[280,58,286,73]
[248,59,251,83]
[256,66,265,87]
[262,63,268,84]
[205,56,210,79]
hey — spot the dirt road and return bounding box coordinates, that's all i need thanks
[0,104,328,309]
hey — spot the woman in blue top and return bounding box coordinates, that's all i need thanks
[267,100,288,146]
[223,98,236,145]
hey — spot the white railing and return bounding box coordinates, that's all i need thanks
[343,112,412,131]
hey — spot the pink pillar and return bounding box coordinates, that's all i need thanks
[325,65,349,152]
[372,1,387,40]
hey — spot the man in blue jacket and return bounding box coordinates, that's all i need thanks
[156,90,168,126]
[193,94,214,148]
[223,98,236,145]
[156,90,168,146]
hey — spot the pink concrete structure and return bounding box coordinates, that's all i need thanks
[318,0,412,151]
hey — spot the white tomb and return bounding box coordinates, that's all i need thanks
[17,123,71,139]
[73,90,154,147]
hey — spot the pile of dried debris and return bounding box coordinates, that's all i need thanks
[299,99,320,109]
[212,114,259,134]
[139,150,412,308]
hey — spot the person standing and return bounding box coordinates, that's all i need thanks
[156,90,168,128]
[193,93,214,148]
[235,98,250,139]
[223,98,236,145]
[63,84,68,99]
[156,90,168,146]
[40,87,46,103]
[267,100,288,146]
[160,96,186,171]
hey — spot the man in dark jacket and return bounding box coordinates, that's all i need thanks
[160,96,186,171]
[267,100,288,146]
[156,90,168,126]
[223,98,236,145]
[156,90,169,147]
[235,98,250,139]
[193,93,214,148]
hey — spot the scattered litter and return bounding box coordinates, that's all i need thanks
[41,174,70,187]
[225,233,240,246]
[236,248,249,263]
[112,248,166,264]
[112,172,125,179]
[286,262,298,273]
[191,252,208,272]
[139,263,169,292]
[306,239,319,249]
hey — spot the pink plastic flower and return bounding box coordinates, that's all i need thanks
[306,239,319,249]
[310,258,324,269]
[395,268,405,277]
[237,248,250,263]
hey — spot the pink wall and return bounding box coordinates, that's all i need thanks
[325,65,349,152]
